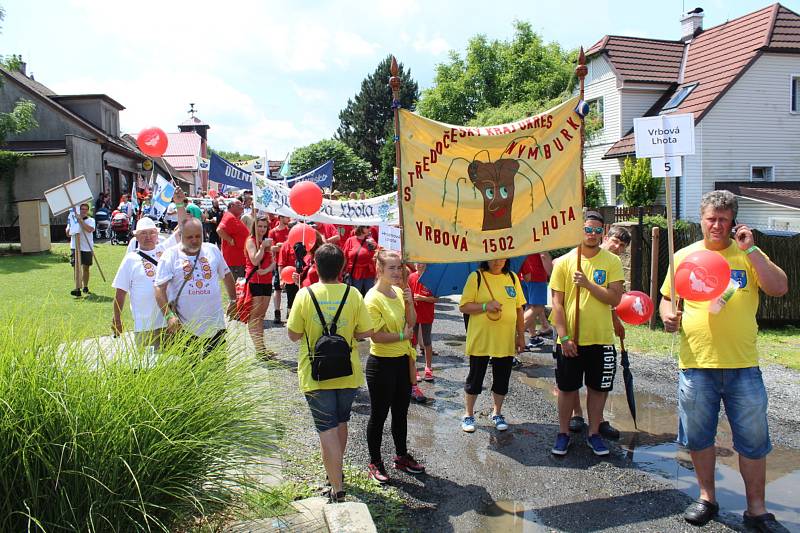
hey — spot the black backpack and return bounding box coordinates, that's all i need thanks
[463,270,519,331]
[305,285,354,381]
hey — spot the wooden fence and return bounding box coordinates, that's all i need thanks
[634,222,800,324]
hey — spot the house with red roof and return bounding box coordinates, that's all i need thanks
[584,3,800,232]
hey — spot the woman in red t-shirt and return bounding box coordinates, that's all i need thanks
[518,252,553,348]
[408,263,439,383]
[245,215,276,358]
[268,215,291,325]
[342,225,377,295]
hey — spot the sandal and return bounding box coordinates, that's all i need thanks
[683,498,719,526]
[743,512,786,532]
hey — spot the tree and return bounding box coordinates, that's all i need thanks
[290,139,371,193]
[618,157,661,206]
[584,172,607,209]
[207,147,257,162]
[336,56,418,176]
[416,21,576,125]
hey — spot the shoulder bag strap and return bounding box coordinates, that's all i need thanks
[137,250,158,266]
[329,284,351,335]
[479,270,496,301]
[348,240,366,279]
[306,287,329,335]
[172,253,201,319]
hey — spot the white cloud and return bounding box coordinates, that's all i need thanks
[413,34,451,56]
[292,84,328,103]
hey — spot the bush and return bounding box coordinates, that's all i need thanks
[633,214,693,232]
[0,316,279,531]
[618,157,660,207]
[584,172,607,209]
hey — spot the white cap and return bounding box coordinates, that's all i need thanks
[133,217,158,233]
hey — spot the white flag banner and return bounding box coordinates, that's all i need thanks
[253,173,398,225]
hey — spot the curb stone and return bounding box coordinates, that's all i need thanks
[323,502,377,533]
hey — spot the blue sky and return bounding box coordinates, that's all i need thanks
[2,0,796,157]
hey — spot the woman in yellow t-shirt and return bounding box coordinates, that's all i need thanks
[287,244,374,503]
[459,259,526,433]
[364,250,426,484]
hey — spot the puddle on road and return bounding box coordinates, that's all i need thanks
[478,500,548,532]
[516,366,800,532]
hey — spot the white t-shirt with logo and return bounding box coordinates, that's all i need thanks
[112,240,178,332]
[154,243,230,337]
[67,217,96,252]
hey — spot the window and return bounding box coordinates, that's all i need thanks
[792,75,799,113]
[661,83,698,112]
[751,166,774,181]
[613,174,625,206]
[585,97,604,141]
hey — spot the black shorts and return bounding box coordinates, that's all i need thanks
[249,283,273,297]
[70,249,93,266]
[555,344,617,392]
[464,356,514,396]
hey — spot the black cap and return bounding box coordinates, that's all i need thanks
[584,210,604,224]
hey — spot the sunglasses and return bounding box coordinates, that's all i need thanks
[583,226,604,234]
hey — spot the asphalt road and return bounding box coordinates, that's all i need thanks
[257,298,799,533]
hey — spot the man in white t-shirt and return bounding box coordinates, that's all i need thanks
[66,202,96,297]
[112,217,176,348]
[165,202,178,231]
[154,218,237,357]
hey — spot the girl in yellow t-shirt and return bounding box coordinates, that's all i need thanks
[459,259,527,433]
[364,250,426,484]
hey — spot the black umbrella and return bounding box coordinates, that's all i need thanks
[620,339,637,429]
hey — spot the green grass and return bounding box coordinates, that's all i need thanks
[623,324,800,370]
[0,316,281,531]
[241,433,409,532]
[0,243,131,339]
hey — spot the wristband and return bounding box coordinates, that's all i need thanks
[745,245,759,255]
[174,203,186,208]
[482,303,487,312]
[560,335,571,343]
[399,332,404,342]
[165,311,176,321]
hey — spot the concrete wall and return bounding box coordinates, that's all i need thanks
[0,153,68,226]
[67,135,104,196]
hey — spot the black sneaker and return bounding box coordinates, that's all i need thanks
[273,311,283,326]
[599,421,620,440]
[70,289,81,297]
[568,416,587,433]
[683,498,719,526]
[742,512,787,532]
[82,287,89,294]
[511,357,522,368]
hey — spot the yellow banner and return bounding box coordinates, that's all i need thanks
[399,97,584,263]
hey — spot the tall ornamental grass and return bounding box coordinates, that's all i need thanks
[0,317,280,532]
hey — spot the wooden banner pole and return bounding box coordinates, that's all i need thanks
[574,47,588,344]
[649,226,660,329]
[64,186,106,284]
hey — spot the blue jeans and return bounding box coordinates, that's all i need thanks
[678,367,771,459]
[304,388,358,432]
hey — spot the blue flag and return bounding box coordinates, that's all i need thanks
[277,159,334,189]
[209,153,252,189]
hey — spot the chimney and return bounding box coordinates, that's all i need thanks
[17,61,26,76]
[681,8,704,41]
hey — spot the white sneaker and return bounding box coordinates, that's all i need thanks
[461,415,476,433]
[491,414,509,431]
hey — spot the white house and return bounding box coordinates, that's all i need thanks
[583,3,800,231]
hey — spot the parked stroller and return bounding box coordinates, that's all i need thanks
[94,208,112,240]
[110,211,131,245]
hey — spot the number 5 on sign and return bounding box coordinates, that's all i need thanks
[651,156,682,177]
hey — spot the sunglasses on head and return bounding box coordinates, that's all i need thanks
[583,226,604,234]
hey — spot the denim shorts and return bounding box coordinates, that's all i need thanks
[304,388,358,432]
[678,367,772,459]
[522,281,548,306]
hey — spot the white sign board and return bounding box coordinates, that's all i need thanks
[379,225,401,252]
[633,113,695,158]
[43,175,93,216]
[651,156,682,177]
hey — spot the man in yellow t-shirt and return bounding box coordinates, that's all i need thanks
[287,244,374,503]
[549,211,624,457]
[659,191,788,529]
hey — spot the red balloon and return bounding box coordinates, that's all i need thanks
[674,250,731,302]
[280,265,296,285]
[616,291,654,325]
[289,181,324,216]
[136,127,169,157]
[287,223,316,250]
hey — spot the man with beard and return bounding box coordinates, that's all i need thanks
[155,218,237,357]
[549,211,624,457]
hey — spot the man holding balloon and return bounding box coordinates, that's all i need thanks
[659,191,788,530]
